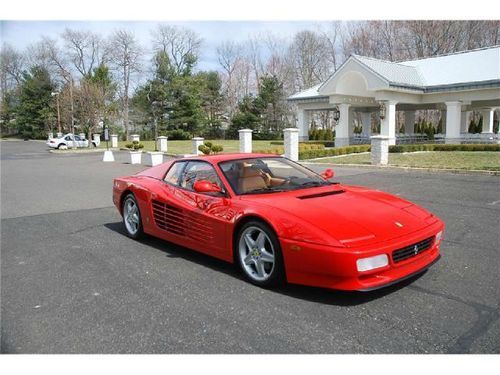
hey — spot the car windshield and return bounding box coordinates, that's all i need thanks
[219,157,333,195]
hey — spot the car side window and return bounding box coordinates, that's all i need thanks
[74,135,81,141]
[64,136,72,141]
[163,161,186,186]
[179,161,222,192]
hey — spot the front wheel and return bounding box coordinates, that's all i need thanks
[122,193,144,239]
[236,221,285,288]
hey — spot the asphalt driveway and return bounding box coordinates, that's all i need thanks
[1,140,499,353]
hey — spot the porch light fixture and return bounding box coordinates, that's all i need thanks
[333,105,340,122]
[378,101,387,120]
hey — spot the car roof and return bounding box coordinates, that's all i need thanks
[180,153,281,163]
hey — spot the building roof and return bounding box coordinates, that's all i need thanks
[289,45,500,100]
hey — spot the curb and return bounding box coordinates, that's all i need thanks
[301,162,500,176]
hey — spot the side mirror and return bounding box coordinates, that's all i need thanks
[321,168,334,179]
[193,180,222,194]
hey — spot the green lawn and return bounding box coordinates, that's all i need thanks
[310,151,500,171]
[100,139,279,154]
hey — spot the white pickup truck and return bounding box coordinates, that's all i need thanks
[47,133,100,149]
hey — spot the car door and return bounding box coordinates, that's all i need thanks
[64,135,74,148]
[150,160,234,259]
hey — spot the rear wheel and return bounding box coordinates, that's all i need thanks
[57,143,67,150]
[236,220,285,288]
[122,193,144,239]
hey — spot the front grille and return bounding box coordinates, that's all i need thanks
[392,236,434,263]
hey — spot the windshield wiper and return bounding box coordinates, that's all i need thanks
[299,180,336,188]
[242,187,286,195]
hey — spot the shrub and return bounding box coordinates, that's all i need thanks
[389,144,500,153]
[198,141,224,155]
[168,129,191,140]
[125,141,144,151]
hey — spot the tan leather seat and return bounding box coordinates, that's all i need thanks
[238,166,268,193]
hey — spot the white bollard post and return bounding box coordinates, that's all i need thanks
[239,129,253,153]
[157,136,168,152]
[192,137,204,155]
[130,134,140,142]
[284,128,299,161]
[371,135,390,165]
[110,134,118,148]
[148,151,164,166]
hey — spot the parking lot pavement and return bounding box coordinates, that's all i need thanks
[1,140,499,353]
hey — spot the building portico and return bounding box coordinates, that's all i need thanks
[288,46,500,145]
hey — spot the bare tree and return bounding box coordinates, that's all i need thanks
[0,43,25,87]
[108,29,142,140]
[319,21,343,71]
[62,29,106,78]
[151,25,202,75]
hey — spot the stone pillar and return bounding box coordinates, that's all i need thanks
[481,108,495,134]
[335,103,351,147]
[297,109,310,141]
[48,132,54,139]
[445,101,462,144]
[460,111,468,134]
[238,129,253,153]
[371,135,390,166]
[130,134,140,142]
[148,151,163,166]
[404,111,415,134]
[192,137,204,155]
[157,136,168,152]
[79,132,86,139]
[361,112,372,137]
[110,134,118,148]
[440,109,447,136]
[380,101,397,145]
[93,134,100,144]
[284,128,299,161]
[103,150,114,162]
[57,132,63,138]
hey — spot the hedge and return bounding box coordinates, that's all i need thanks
[269,140,335,147]
[389,144,500,153]
[299,145,371,160]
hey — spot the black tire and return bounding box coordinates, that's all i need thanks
[122,193,144,239]
[57,143,66,149]
[235,220,285,288]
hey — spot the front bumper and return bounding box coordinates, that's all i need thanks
[280,220,444,291]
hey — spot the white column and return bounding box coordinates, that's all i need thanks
[110,134,118,148]
[238,129,253,153]
[48,132,54,139]
[297,108,310,141]
[440,110,447,136]
[404,111,415,134]
[157,136,168,152]
[93,134,100,144]
[361,112,372,137]
[130,134,140,142]
[148,151,164,166]
[79,132,86,139]
[192,137,204,155]
[335,103,350,147]
[460,111,469,134]
[284,128,299,161]
[481,108,495,134]
[370,135,390,166]
[380,101,397,145]
[56,132,63,138]
[445,101,462,144]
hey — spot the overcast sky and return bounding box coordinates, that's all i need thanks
[1,21,332,71]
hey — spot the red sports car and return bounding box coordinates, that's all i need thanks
[113,153,444,291]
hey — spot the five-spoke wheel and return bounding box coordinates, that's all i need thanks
[122,194,143,239]
[237,221,284,287]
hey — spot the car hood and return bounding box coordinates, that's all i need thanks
[241,184,436,247]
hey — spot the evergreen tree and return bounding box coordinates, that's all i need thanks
[16,66,55,139]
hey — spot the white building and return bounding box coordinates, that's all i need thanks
[288,46,500,145]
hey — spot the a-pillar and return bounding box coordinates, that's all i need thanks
[380,101,397,145]
[284,128,299,161]
[297,108,310,141]
[481,108,495,134]
[404,111,415,134]
[361,112,372,137]
[445,101,462,144]
[335,104,351,147]
[238,129,253,153]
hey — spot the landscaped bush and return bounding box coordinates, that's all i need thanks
[198,141,224,155]
[299,145,371,160]
[125,140,144,151]
[168,129,191,140]
[389,144,500,153]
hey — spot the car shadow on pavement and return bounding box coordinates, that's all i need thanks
[104,221,425,307]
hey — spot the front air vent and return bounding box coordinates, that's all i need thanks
[392,236,434,263]
[297,190,345,200]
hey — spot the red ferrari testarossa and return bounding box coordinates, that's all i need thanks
[113,153,444,291]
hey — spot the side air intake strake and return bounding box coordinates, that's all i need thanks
[297,190,345,200]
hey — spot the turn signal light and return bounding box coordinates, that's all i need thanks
[356,254,389,272]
